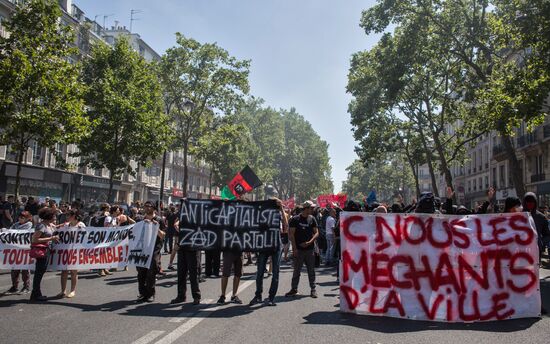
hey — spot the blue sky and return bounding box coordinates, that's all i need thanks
[77,0,379,192]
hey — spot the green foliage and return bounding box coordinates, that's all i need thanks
[342,153,415,203]
[79,37,172,199]
[158,33,250,194]
[233,98,333,201]
[350,0,550,197]
[0,0,87,198]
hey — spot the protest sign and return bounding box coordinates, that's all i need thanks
[127,221,159,269]
[339,212,541,322]
[0,222,158,270]
[179,199,281,252]
[282,197,295,210]
[317,194,347,208]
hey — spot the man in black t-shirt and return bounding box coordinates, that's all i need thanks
[135,201,165,303]
[285,201,319,298]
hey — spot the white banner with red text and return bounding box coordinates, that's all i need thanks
[339,212,541,322]
[0,222,158,270]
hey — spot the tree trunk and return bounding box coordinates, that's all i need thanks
[14,140,25,201]
[405,153,421,200]
[159,150,167,210]
[208,168,213,198]
[183,141,189,197]
[499,127,525,198]
[418,129,440,196]
[108,169,115,203]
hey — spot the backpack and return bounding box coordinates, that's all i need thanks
[90,215,106,227]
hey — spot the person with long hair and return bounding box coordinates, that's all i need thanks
[30,207,60,302]
[57,209,86,298]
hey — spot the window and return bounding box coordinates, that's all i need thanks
[499,165,505,188]
[468,181,471,192]
[535,154,543,175]
[492,168,497,188]
[479,177,483,191]
[484,176,489,189]
[32,141,42,165]
[473,179,477,191]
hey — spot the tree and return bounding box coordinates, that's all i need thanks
[360,0,550,197]
[79,37,172,202]
[0,0,87,200]
[195,116,250,196]
[159,33,250,196]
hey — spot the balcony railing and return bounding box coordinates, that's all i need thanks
[531,173,546,183]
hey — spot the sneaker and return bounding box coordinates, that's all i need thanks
[249,295,262,306]
[136,295,146,303]
[310,290,318,298]
[167,265,176,271]
[7,286,18,294]
[98,270,106,277]
[20,287,30,294]
[170,297,186,304]
[231,295,243,304]
[104,269,112,275]
[266,298,276,306]
[145,296,155,303]
[192,298,201,305]
[285,289,298,297]
[217,295,226,304]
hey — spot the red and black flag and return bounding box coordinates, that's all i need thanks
[227,165,262,197]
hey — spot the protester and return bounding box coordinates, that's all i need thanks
[324,208,336,266]
[523,192,550,256]
[285,201,319,298]
[249,198,289,306]
[217,248,244,304]
[30,207,60,302]
[281,209,291,262]
[164,206,178,254]
[171,203,201,305]
[57,209,85,298]
[136,201,165,303]
[0,195,15,228]
[6,211,33,294]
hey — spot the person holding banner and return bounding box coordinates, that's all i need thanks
[249,199,288,306]
[285,201,320,298]
[30,207,60,302]
[136,201,165,303]
[57,210,85,299]
[6,211,33,294]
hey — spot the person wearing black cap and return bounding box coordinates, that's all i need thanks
[285,201,320,298]
[135,201,165,303]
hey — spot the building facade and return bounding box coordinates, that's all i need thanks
[0,0,219,205]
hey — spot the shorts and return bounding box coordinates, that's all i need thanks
[281,233,289,245]
[222,251,243,278]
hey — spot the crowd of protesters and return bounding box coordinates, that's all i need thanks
[1,188,549,314]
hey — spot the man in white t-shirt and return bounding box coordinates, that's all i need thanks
[324,208,336,265]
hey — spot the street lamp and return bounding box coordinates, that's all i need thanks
[158,99,194,209]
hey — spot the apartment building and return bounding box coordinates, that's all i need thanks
[0,0,219,204]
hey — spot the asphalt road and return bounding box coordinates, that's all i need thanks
[0,254,549,344]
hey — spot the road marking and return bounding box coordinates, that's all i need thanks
[132,330,165,344]
[158,280,254,343]
[169,299,214,323]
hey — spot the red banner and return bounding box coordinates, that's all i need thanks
[317,194,347,208]
[172,188,184,198]
[282,197,295,210]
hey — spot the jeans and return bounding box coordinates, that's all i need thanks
[32,256,49,297]
[255,249,282,300]
[137,253,159,298]
[164,232,175,253]
[325,234,335,264]
[291,249,316,291]
[177,249,201,300]
[11,270,30,289]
